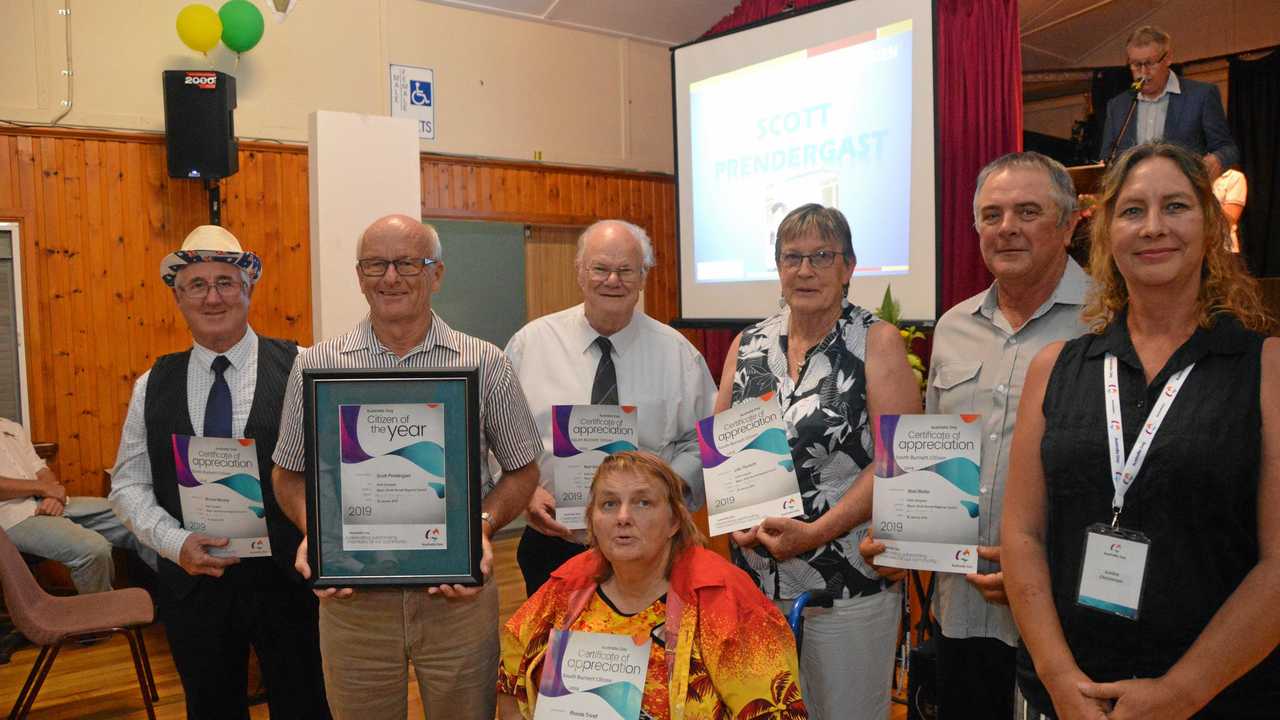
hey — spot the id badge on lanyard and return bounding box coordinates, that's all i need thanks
[1075,354,1193,621]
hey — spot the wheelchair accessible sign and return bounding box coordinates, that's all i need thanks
[390,64,435,140]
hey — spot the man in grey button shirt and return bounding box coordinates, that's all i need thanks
[863,151,1089,718]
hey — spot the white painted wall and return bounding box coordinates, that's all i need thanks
[0,0,675,173]
[308,111,421,341]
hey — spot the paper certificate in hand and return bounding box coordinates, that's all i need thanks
[172,435,270,558]
[338,403,448,551]
[697,392,803,536]
[872,414,982,573]
[551,405,638,530]
[533,628,651,720]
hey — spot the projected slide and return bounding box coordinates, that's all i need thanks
[690,22,913,284]
[675,0,936,321]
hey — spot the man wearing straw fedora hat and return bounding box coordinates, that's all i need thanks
[109,225,330,719]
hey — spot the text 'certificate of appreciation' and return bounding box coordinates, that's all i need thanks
[533,628,650,720]
[339,403,447,551]
[872,414,982,573]
[172,435,270,558]
[697,392,803,536]
[551,405,638,530]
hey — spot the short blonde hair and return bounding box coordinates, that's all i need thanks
[1082,142,1273,334]
[584,451,707,583]
[1126,25,1171,52]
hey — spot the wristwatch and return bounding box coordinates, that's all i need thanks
[480,511,495,535]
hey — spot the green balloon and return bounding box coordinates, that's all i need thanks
[219,0,264,54]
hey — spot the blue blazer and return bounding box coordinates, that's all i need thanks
[1099,75,1239,167]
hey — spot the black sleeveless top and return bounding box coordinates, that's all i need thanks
[1017,313,1280,717]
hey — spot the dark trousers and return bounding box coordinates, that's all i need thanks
[936,633,1017,720]
[157,560,331,720]
[516,526,587,597]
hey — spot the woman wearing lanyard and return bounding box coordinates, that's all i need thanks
[1002,142,1280,720]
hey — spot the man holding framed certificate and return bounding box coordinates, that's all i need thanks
[109,225,329,719]
[505,219,716,596]
[862,152,1089,719]
[271,214,543,720]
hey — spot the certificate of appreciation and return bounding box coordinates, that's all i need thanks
[697,393,803,536]
[551,405,638,529]
[533,628,650,720]
[173,435,270,558]
[338,403,447,551]
[872,414,982,573]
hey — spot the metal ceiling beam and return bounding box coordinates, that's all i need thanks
[1020,0,1074,31]
[1022,40,1080,65]
[1072,0,1171,69]
[1021,0,1117,38]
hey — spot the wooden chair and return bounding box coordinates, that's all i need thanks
[0,527,158,719]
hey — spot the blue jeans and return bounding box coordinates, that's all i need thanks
[6,496,155,593]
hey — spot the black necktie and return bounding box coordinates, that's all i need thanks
[591,337,619,405]
[204,355,232,438]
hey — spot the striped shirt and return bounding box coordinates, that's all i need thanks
[273,313,542,496]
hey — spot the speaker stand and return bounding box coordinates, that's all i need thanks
[205,178,222,226]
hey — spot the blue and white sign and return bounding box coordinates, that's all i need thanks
[390,64,435,140]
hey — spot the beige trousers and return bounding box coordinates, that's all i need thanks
[318,580,499,720]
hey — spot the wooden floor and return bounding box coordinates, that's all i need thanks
[1,532,906,719]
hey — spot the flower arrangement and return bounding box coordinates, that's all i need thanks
[873,286,927,392]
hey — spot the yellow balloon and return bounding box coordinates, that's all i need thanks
[176,4,223,54]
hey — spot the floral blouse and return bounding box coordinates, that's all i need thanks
[730,300,886,600]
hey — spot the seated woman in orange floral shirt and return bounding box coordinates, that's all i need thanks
[497,451,807,720]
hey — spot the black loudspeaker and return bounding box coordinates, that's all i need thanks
[162,70,238,180]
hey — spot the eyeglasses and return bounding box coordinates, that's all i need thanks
[587,265,641,283]
[1128,50,1168,72]
[978,206,1046,226]
[356,257,439,277]
[779,250,843,270]
[176,277,246,300]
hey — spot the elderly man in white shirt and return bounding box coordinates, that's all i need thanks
[507,219,717,595]
[0,417,149,594]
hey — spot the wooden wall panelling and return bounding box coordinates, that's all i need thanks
[417,154,678,322]
[524,226,584,321]
[2,126,683,496]
[0,127,312,496]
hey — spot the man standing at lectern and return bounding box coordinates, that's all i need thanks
[1098,26,1238,178]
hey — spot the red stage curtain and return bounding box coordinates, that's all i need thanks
[704,0,831,37]
[936,0,1022,309]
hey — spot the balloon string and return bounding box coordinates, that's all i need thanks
[235,54,240,71]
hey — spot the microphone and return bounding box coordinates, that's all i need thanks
[1108,76,1146,164]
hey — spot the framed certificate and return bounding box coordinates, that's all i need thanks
[303,367,483,587]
